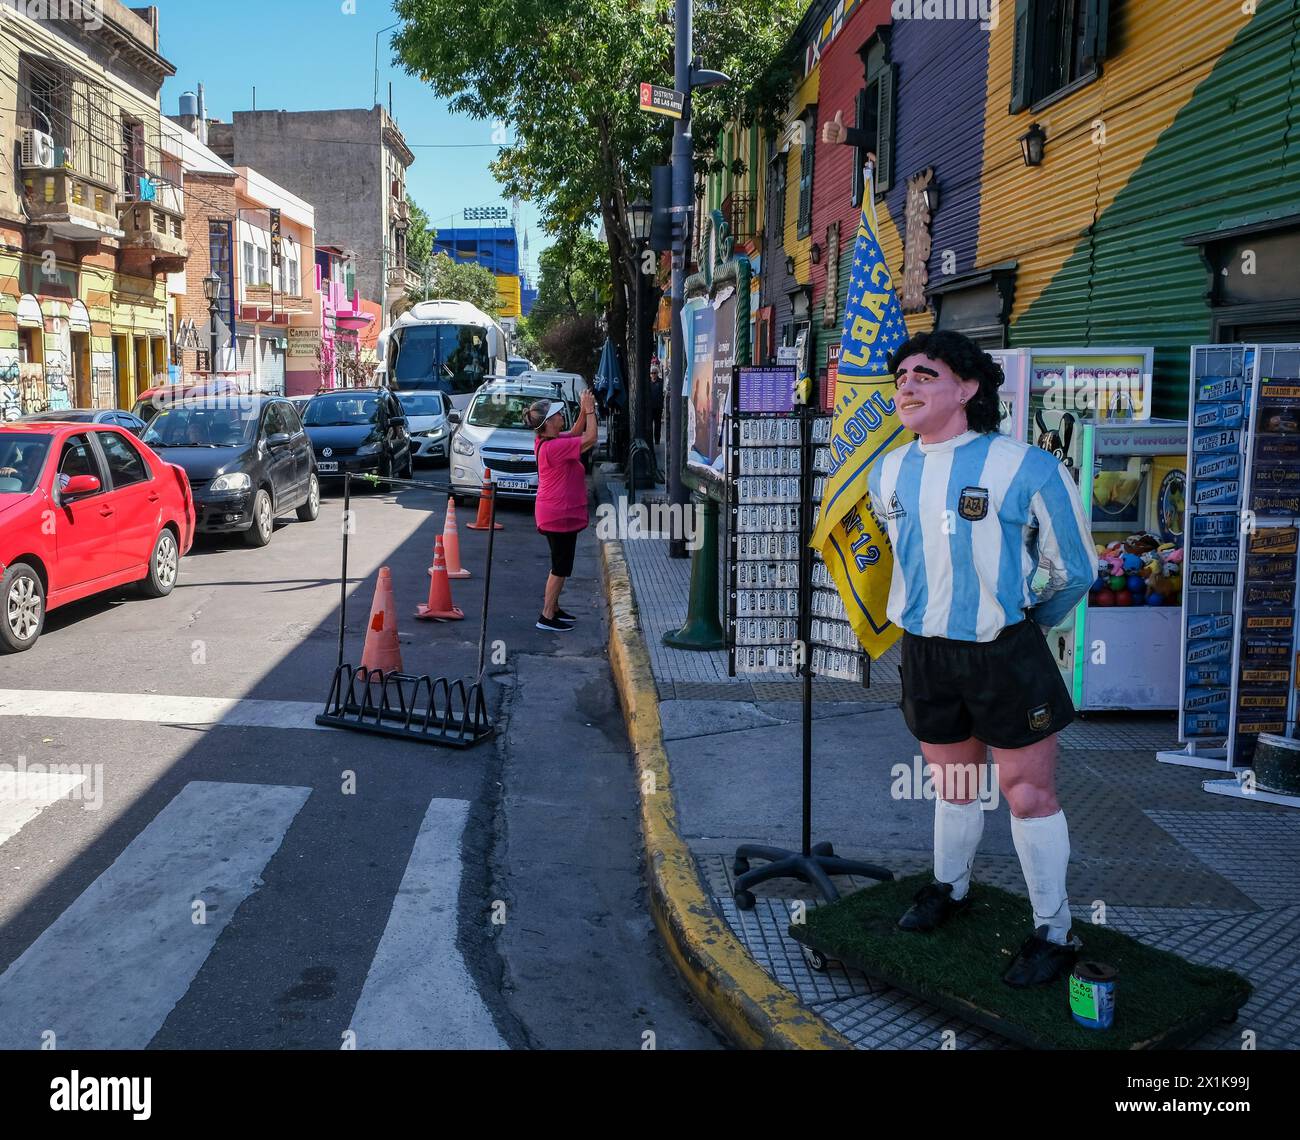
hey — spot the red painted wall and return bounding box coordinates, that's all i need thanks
[809,0,892,356]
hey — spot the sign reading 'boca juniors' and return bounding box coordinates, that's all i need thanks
[808,168,910,659]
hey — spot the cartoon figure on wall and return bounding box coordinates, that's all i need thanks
[1035,409,1076,469]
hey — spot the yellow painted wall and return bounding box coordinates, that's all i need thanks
[977,0,1249,326]
[783,69,821,282]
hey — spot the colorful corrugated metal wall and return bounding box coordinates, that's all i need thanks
[981,0,1297,415]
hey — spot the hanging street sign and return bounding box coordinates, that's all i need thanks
[639,82,684,119]
[269,208,282,268]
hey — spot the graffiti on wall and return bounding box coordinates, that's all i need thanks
[0,353,19,421]
[45,348,72,411]
[19,363,49,414]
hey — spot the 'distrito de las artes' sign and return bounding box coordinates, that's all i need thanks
[639,82,684,119]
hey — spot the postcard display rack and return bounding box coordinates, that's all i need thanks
[724,401,869,690]
[722,368,890,906]
[1158,344,1300,808]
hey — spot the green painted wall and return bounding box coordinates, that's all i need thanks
[1013,4,1300,418]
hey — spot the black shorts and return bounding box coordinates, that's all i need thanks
[540,529,578,577]
[899,620,1074,750]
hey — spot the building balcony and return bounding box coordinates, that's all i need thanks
[385,265,421,292]
[118,189,187,273]
[240,285,315,319]
[21,166,123,243]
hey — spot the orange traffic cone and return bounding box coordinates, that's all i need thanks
[439,497,471,578]
[415,536,465,621]
[466,467,504,531]
[360,566,403,673]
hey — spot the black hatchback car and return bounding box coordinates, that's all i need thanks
[301,387,412,484]
[140,395,319,546]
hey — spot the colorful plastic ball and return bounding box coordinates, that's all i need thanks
[1115,590,1134,606]
[1108,575,1125,591]
[1094,589,1116,606]
[1127,575,1144,592]
[1146,591,1164,606]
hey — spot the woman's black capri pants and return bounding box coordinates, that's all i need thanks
[540,529,578,578]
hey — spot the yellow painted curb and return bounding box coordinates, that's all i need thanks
[600,538,852,1050]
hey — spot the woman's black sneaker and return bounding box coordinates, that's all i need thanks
[535,613,574,631]
[897,880,971,932]
[555,607,577,621]
[1002,926,1079,988]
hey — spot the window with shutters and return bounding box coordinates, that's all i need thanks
[768,143,787,239]
[857,34,896,199]
[796,108,816,240]
[1010,0,1109,113]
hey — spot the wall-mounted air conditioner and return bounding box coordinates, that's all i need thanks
[21,129,56,169]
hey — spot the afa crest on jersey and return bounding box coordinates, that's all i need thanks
[958,486,989,522]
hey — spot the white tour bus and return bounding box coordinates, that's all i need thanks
[377,299,508,410]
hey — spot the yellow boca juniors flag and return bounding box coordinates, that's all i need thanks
[808,175,910,659]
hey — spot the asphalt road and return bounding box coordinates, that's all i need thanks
[0,475,722,1050]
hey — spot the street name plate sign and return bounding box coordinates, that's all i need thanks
[639,82,685,119]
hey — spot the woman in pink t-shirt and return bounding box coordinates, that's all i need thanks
[524,389,598,630]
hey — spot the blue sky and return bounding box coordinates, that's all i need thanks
[149,0,544,282]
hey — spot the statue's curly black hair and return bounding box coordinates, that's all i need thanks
[887,330,1004,434]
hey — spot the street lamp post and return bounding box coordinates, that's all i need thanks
[373,21,401,109]
[202,270,222,375]
[626,197,653,491]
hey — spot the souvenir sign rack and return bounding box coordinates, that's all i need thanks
[1158,344,1300,808]
[723,367,892,905]
[724,368,803,677]
[723,371,869,689]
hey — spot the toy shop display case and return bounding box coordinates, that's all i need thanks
[1044,419,1190,711]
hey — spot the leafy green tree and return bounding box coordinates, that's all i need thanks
[406,252,502,316]
[393,0,802,372]
[406,196,435,268]
[527,228,608,341]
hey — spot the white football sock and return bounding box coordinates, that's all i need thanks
[933,796,984,901]
[1010,810,1072,944]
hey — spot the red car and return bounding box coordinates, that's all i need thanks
[0,423,194,653]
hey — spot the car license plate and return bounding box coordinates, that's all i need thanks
[318,462,338,473]
[497,477,532,491]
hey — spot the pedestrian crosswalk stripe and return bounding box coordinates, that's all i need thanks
[0,688,325,731]
[348,797,507,1049]
[0,770,86,848]
[0,780,310,1050]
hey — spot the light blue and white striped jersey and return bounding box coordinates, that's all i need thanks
[867,430,1095,643]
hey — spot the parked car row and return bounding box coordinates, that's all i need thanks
[0,422,194,653]
[1,370,593,651]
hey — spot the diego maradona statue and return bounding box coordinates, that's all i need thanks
[868,330,1096,987]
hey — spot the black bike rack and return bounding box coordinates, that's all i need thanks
[315,664,494,748]
[316,471,498,751]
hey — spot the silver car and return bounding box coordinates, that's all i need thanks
[449,381,571,504]
[397,390,454,463]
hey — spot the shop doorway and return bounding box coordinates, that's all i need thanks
[18,326,43,366]
[112,335,130,408]
[71,331,91,406]
[151,337,168,389]
[132,336,148,401]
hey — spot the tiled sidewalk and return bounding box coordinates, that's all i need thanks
[604,472,1300,1049]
